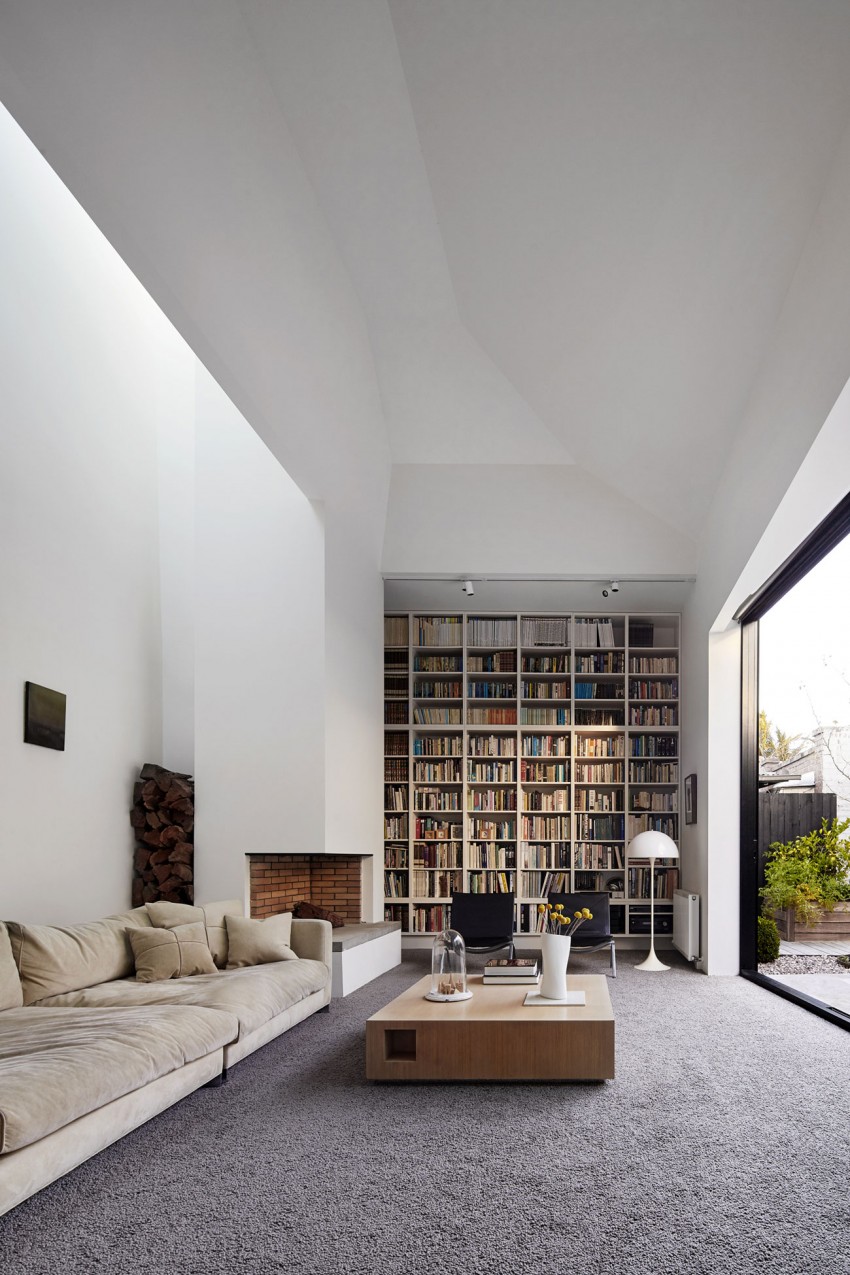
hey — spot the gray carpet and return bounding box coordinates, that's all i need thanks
[2,950,849,1275]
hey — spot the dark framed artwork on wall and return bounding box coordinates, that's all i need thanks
[24,682,66,751]
[684,773,697,825]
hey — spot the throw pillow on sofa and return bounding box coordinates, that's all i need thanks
[128,922,217,982]
[144,900,233,968]
[224,913,297,968]
[0,922,23,1010]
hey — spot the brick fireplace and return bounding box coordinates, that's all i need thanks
[248,854,366,921]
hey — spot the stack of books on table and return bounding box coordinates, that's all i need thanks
[482,957,540,986]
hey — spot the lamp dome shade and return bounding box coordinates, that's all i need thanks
[628,830,679,860]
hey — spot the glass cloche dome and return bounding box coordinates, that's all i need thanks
[425,928,473,1002]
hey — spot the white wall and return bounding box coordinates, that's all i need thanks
[0,100,378,924]
[193,365,325,904]
[0,106,164,923]
[324,500,385,919]
[156,332,196,777]
[0,6,394,920]
[682,119,850,973]
[383,464,696,578]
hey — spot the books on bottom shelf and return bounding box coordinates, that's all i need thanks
[483,957,540,985]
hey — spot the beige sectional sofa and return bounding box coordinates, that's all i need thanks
[0,899,332,1216]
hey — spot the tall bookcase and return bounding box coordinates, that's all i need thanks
[383,612,681,940]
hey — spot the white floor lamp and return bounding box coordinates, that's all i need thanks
[627,829,679,972]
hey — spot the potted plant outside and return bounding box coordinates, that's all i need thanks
[761,817,850,941]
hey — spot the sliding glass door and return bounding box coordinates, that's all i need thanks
[738,493,850,1031]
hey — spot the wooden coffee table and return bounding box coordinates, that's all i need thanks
[366,974,614,1082]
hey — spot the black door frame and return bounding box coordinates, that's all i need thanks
[736,491,850,1031]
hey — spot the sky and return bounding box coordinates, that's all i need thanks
[759,532,850,742]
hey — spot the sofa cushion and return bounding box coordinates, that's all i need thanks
[0,925,22,1012]
[6,907,152,1005]
[128,924,217,981]
[145,899,241,968]
[0,1004,235,1154]
[225,913,296,968]
[35,959,329,1039]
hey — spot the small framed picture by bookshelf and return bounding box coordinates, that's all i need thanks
[24,682,66,751]
[684,773,697,825]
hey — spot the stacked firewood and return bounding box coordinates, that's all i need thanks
[130,763,194,906]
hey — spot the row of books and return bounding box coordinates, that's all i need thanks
[574,680,624,699]
[629,706,679,726]
[521,815,570,838]
[415,792,462,812]
[629,679,678,699]
[575,763,624,782]
[414,654,463,672]
[415,617,463,647]
[521,734,570,757]
[468,681,517,699]
[467,619,517,646]
[412,735,463,756]
[467,847,517,869]
[520,707,570,725]
[522,790,570,812]
[413,845,462,869]
[576,653,624,673]
[574,708,624,726]
[575,617,617,648]
[629,656,677,674]
[468,708,518,724]
[468,762,516,782]
[383,676,408,698]
[414,761,462,782]
[521,761,569,782]
[575,814,625,840]
[574,790,624,812]
[467,652,518,672]
[468,791,517,812]
[384,759,408,782]
[628,814,678,838]
[410,870,461,898]
[468,819,516,839]
[631,791,678,812]
[384,786,407,811]
[413,680,462,698]
[468,734,517,757]
[522,655,568,672]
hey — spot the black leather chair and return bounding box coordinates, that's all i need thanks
[449,892,516,960]
[547,891,616,976]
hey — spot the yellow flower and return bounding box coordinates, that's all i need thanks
[554,903,565,912]
[582,908,593,919]
[537,904,546,914]
[574,911,583,920]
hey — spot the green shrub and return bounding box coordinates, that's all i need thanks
[760,817,850,927]
[756,914,780,963]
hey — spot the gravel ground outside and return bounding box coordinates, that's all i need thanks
[758,953,850,976]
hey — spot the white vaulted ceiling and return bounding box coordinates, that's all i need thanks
[2,1,850,551]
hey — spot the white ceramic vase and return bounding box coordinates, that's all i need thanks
[540,932,571,1000]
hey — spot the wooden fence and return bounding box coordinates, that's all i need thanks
[757,789,837,886]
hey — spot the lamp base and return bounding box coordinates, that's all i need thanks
[634,950,670,972]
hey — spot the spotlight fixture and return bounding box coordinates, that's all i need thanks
[462,579,475,597]
[602,581,620,598]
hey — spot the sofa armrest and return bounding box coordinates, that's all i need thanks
[289,918,332,967]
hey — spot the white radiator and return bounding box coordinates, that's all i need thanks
[673,890,700,961]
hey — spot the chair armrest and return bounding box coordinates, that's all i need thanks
[290,917,332,967]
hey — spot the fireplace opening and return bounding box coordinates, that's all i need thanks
[248,854,366,922]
